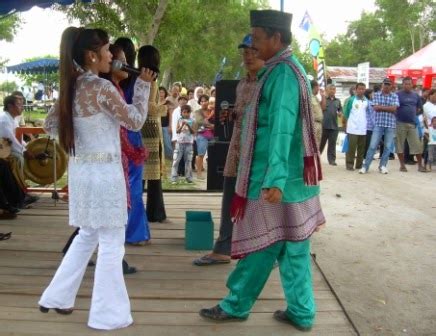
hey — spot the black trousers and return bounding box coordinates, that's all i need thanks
[212,176,236,256]
[0,159,25,208]
[146,179,167,222]
[320,129,339,164]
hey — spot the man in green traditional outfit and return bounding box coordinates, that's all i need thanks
[199,9,326,332]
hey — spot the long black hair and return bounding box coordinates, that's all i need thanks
[137,45,160,75]
[58,27,109,155]
[114,37,137,91]
[114,37,136,67]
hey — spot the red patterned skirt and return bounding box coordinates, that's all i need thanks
[231,196,325,259]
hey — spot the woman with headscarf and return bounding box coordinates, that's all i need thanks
[188,86,203,113]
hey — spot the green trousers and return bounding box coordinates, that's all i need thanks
[219,240,315,328]
[346,134,366,169]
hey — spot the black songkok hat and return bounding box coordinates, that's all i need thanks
[250,10,292,31]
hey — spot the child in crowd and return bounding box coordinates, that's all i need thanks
[171,105,195,183]
[426,116,436,171]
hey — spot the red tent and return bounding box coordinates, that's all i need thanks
[387,41,436,88]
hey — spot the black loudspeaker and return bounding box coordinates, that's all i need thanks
[214,80,239,142]
[207,141,230,191]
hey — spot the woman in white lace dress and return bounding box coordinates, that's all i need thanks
[38,27,155,330]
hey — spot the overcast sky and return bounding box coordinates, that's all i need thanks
[0,1,376,68]
[269,0,376,41]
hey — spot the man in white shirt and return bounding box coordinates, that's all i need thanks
[343,83,368,171]
[0,96,24,158]
[171,95,188,144]
[423,89,436,128]
[35,81,44,100]
[0,95,33,191]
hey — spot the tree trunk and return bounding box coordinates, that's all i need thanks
[143,0,169,45]
[408,27,416,53]
[418,26,426,49]
[161,68,173,89]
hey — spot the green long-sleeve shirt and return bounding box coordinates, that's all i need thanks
[246,54,320,203]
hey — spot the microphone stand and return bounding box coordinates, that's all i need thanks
[52,138,59,203]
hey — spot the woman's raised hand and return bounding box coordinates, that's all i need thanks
[139,68,157,82]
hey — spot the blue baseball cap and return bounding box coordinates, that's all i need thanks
[238,34,253,49]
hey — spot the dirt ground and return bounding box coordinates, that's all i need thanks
[312,151,436,335]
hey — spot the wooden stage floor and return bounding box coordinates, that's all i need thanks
[0,193,356,335]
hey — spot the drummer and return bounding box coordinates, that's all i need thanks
[0,95,38,206]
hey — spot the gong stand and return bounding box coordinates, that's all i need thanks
[17,127,67,205]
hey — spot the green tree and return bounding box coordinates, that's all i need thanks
[0,81,18,94]
[0,13,22,66]
[62,0,268,86]
[15,55,59,88]
[376,0,436,53]
[325,12,399,67]
[324,0,436,67]
[292,39,316,78]
[0,13,21,41]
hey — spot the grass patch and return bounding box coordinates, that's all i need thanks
[22,108,48,124]
[162,177,199,191]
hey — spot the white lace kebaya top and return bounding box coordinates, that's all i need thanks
[44,71,150,229]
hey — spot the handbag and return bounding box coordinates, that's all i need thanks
[200,129,214,140]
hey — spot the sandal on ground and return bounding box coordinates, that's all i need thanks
[273,310,312,331]
[39,306,74,315]
[400,167,408,172]
[418,166,429,173]
[193,255,231,266]
[0,232,12,241]
[0,212,17,220]
[127,240,151,246]
[122,260,137,274]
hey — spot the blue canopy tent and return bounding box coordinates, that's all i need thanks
[6,58,59,74]
[4,58,59,113]
[0,0,92,16]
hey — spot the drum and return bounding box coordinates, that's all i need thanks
[24,138,67,185]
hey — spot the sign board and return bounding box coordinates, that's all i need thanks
[357,62,370,87]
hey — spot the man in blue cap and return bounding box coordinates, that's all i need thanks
[193,34,264,266]
[199,9,325,331]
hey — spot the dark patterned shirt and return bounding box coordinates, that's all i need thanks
[223,75,257,177]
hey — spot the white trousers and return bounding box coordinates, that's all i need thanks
[39,226,133,330]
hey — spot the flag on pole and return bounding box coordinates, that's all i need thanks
[300,11,326,88]
[299,11,312,32]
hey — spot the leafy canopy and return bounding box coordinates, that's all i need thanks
[324,0,436,67]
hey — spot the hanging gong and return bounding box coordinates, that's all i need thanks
[24,138,68,185]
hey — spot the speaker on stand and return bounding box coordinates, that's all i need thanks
[207,80,239,191]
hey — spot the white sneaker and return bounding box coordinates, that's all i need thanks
[359,167,367,174]
[379,166,388,174]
